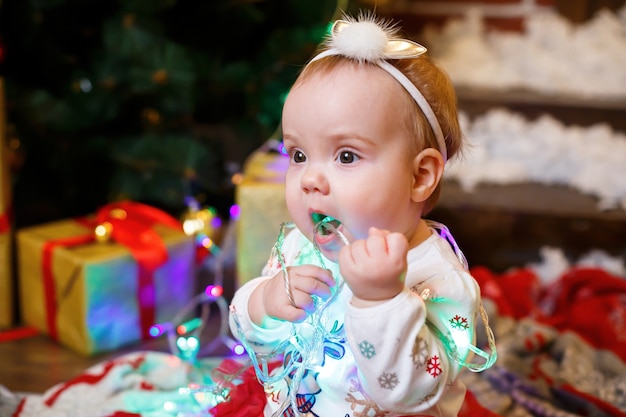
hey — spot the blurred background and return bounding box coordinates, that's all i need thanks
[0,0,347,226]
[1,0,625,273]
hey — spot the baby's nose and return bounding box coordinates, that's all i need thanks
[301,165,329,194]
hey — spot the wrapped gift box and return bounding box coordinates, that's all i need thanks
[17,202,196,355]
[0,231,10,329]
[0,77,14,329]
[235,148,290,286]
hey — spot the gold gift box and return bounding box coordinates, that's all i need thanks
[17,217,196,355]
[0,232,11,329]
[235,149,290,287]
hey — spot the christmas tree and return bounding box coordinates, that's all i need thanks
[0,0,347,226]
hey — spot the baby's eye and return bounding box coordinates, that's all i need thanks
[291,150,306,163]
[338,150,359,164]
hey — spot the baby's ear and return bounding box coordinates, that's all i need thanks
[410,148,445,203]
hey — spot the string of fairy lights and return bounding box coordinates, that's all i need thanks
[141,169,497,417]
[149,197,245,363]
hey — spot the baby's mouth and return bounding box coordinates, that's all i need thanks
[311,213,341,236]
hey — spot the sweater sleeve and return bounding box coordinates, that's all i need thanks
[344,267,480,414]
[228,228,304,354]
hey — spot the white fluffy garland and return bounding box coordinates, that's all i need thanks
[423,5,626,98]
[428,6,626,210]
[445,108,626,210]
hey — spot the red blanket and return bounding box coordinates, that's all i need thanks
[470,265,626,416]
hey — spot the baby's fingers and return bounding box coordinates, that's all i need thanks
[275,265,335,322]
[367,226,389,237]
[385,232,410,259]
[289,265,335,300]
[364,227,388,256]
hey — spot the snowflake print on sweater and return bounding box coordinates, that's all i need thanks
[426,356,443,377]
[358,340,376,359]
[378,372,399,390]
[345,379,390,417]
[449,315,469,330]
[411,336,429,368]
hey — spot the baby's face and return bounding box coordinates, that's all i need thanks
[281,62,422,261]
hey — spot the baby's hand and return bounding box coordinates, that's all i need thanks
[250,265,335,325]
[339,227,408,304]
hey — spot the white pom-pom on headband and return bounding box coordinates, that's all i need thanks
[309,15,447,163]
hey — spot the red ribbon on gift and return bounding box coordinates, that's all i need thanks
[0,205,12,233]
[42,201,183,341]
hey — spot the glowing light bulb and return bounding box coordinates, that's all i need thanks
[205,285,223,298]
[149,324,168,337]
[231,173,243,185]
[163,401,177,411]
[229,204,241,219]
[222,335,245,356]
[233,344,245,356]
[177,336,200,361]
[94,222,113,242]
[177,318,203,335]
[183,218,202,235]
[211,216,223,228]
[201,237,213,248]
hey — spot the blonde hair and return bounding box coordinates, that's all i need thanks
[291,53,462,213]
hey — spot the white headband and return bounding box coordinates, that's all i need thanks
[308,17,447,163]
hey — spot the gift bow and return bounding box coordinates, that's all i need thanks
[94,201,183,271]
